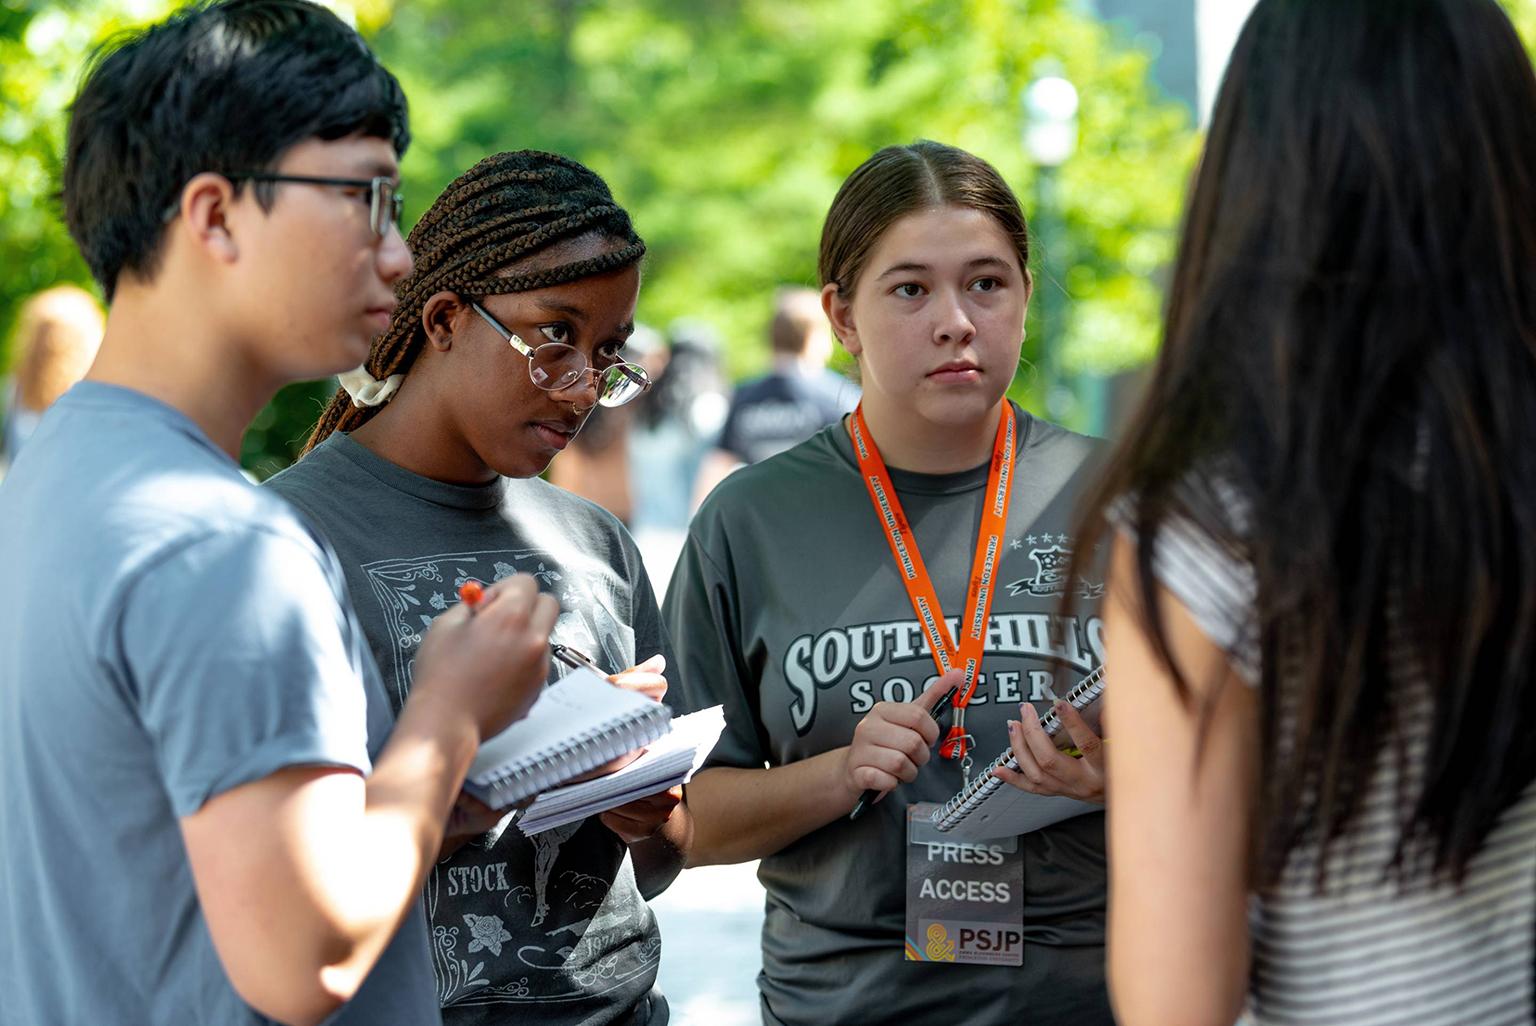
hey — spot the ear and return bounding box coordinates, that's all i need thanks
[421,291,465,352]
[176,172,241,267]
[821,282,861,359]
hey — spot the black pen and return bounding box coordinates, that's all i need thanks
[550,642,605,676]
[848,686,958,821]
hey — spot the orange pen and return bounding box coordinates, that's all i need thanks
[457,580,485,611]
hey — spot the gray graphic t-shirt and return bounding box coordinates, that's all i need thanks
[664,406,1110,1026]
[269,432,672,1026]
[0,383,438,1026]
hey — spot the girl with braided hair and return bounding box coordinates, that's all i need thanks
[268,150,685,1026]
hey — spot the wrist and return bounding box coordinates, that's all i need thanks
[834,746,863,805]
[654,796,693,852]
[395,684,481,773]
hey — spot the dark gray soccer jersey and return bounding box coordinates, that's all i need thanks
[269,432,674,1026]
[664,405,1112,1025]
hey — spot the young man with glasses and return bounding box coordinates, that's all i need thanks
[0,4,558,1025]
[267,149,690,1026]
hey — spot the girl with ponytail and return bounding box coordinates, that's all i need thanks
[269,150,683,1026]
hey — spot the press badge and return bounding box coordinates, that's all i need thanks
[905,802,1024,966]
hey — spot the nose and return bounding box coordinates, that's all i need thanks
[933,288,976,346]
[377,222,413,285]
[550,365,601,412]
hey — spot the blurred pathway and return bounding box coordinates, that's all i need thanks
[652,861,765,1026]
[637,527,765,1025]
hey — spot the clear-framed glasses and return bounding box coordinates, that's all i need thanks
[224,172,404,237]
[468,299,652,408]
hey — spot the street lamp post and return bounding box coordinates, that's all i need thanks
[1022,69,1080,426]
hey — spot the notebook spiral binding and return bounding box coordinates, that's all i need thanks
[931,665,1107,830]
[476,706,667,798]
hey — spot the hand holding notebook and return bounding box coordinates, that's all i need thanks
[993,685,1106,802]
[463,664,673,810]
[931,666,1107,840]
[515,706,726,836]
[565,651,669,780]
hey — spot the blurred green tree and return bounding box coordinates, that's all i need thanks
[1,0,1198,469]
[0,3,118,366]
[5,0,1531,471]
[374,0,1198,402]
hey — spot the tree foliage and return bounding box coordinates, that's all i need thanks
[374,0,1197,386]
[5,0,1532,472]
[0,2,118,366]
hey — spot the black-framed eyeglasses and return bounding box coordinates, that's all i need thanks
[225,173,403,237]
[468,299,652,408]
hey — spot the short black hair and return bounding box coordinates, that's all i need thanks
[63,0,410,300]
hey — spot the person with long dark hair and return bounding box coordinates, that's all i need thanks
[1080,2,1536,1024]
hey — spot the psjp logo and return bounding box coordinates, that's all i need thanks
[924,923,956,962]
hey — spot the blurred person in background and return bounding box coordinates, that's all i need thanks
[547,323,665,524]
[692,286,858,506]
[1081,1,1536,1024]
[626,320,728,590]
[1,285,105,464]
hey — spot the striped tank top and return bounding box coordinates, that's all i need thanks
[1128,481,1536,1026]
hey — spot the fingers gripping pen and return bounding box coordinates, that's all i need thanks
[848,686,958,821]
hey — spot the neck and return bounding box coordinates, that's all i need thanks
[85,287,281,460]
[350,379,497,485]
[859,396,1005,475]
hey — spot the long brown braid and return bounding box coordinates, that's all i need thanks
[303,150,645,453]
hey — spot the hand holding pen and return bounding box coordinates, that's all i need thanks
[846,669,965,820]
[463,583,664,694]
[416,575,557,741]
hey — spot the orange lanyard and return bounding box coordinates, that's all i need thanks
[846,402,1016,769]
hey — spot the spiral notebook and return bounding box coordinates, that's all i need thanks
[516,705,726,836]
[463,667,672,810]
[930,666,1107,840]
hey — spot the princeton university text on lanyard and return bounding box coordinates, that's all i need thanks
[846,401,1015,786]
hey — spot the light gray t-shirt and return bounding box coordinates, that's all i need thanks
[664,406,1112,1026]
[0,383,439,1026]
[268,431,672,1026]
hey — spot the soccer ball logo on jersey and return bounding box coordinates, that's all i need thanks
[1005,535,1105,600]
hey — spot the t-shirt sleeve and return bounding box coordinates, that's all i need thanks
[117,528,374,817]
[662,523,769,769]
[1108,486,1261,685]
